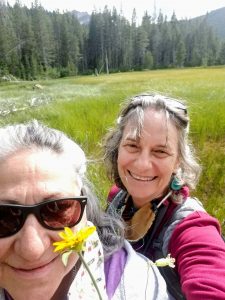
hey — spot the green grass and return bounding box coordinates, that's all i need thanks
[1,67,225,232]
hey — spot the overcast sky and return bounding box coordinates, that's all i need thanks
[6,0,225,21]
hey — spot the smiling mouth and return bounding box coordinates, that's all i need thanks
[129,171,157,182]
[11,256,58,272]
[15,264,49,272]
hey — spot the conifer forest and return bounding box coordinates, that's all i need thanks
[1,1,225,80]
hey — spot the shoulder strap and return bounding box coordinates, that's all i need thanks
[152,197,206,300]
[106,189,128,216]
[162,197,205,255]
[152,216,186,299]
[153,222,186,300]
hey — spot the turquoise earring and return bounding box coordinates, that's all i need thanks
[170,175,184,191]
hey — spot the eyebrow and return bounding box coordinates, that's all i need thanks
[123,136,174,149]
[123,136,136,141]
[0,195,63,205]
[0,200,20,205]
[122,134,140,142]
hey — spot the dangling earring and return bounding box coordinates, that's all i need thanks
[155,173,185,209]
[170,173,189,203]
[170,174,184,191]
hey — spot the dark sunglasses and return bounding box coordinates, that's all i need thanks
[0,197,87,238]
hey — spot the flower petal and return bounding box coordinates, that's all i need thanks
[52,226,96,254]
[62,250,73,267]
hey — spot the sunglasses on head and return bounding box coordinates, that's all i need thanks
[0,196,87,238]
[163,98,187,115]
[119,94,187,122]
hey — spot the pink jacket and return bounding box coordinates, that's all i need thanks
[169,211,225,299]
[107,186,225,299]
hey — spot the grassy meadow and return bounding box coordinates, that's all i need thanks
[1,67,225,233]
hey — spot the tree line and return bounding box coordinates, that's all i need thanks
[1,1,225,80]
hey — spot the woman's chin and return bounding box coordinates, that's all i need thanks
[5,287,57,300]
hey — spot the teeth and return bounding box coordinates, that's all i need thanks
[129,171,155,181]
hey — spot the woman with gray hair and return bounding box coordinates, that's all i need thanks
[0,120,170,300]
[103,93,225,300]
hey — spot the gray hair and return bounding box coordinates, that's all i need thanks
[103,93,201,192]
[0,120,124,257]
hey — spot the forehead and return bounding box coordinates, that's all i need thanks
[123,108,179,145]
[0,149,72,175]
[0,149,80,201]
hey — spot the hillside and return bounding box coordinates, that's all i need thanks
[205,7,225,39]
[72,6,225,40]
[71,10,90,24]
[191,7,225,39]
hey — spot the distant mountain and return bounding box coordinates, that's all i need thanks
[194,7,225,39]
[71,10,90,24]
[71,7,225,40]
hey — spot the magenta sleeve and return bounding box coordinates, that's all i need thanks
[107,185,120,202]
[169,211,225,300]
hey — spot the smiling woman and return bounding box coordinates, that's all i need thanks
[103,92,225,300]
[0,120,170,300]
[117,108,180,208]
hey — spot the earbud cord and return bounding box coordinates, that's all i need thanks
[156,190,173,210]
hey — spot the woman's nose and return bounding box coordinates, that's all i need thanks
[136,150,152,169]
[14,215,50,261]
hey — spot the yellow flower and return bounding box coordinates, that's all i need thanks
[53,225,96,253]
[52,225,103,300]
[154,254,175,268]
